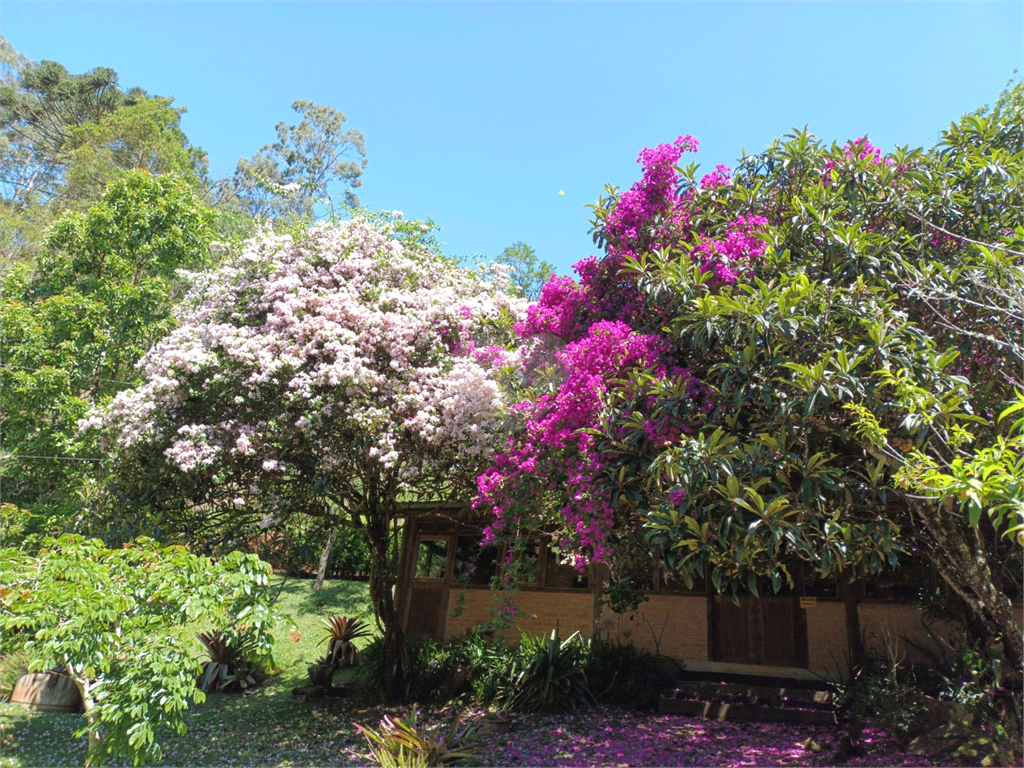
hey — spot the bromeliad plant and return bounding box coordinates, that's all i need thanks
[320,615,373,668]
[196,630,264,693]
[354,709,478,767]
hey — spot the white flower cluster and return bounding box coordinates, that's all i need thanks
[94,219,527,486]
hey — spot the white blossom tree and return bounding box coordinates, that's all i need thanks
[92,218,526,698]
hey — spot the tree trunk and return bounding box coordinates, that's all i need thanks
[912,499,1023,673]
[364,514,411,702]
[313,524,339,591]
[68,665,101,758]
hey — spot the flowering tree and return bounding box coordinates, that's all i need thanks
[94,218,525,698]
[477,86,1022,674]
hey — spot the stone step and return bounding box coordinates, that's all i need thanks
[659,696,837,725]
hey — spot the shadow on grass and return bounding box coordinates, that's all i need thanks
[273,577,376,620]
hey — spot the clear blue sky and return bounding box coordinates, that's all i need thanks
[2,1,1021,277]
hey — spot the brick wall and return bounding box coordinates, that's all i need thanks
[857,603,958,665]
[596,595,707,661]
[443,588,595,642]
[805,601,848,674]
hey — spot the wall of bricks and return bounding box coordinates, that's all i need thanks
[859,603,1024,666]
[805,601,849,674]
[437,587,1024,671]
[858,603,959,665]
[596,595,708,661]
[442,588,595,643]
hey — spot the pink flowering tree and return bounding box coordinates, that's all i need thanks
[477,91,1022,678]
[476,135,770,580]
[92,218,526,698]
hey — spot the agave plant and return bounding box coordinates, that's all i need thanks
[197,630,261,693]
[354,709,478,767]
[499,625,594,713]
[320,615,373,669]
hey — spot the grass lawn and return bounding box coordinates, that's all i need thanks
[1,578,935,767]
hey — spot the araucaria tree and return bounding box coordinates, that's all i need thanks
[477,85,1023,674]
[94,218,525,699]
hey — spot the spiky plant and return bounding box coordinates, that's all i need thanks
[354,709,478,767]
[499,625,594,713]
[196,630,261,692]
[320,615,373,669]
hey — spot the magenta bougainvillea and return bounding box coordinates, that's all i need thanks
[475,135,769,564]
[476,321,665,564]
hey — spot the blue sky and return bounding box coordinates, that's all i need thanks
[1,1,1021,277]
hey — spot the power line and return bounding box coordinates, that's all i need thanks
[1,363,136,387]
[0,454,104,462]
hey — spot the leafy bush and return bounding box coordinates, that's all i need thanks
[496,627,594,713]
[1,535,281,766]
[834,655,931,741]
[0,647,33,702]
[922,636,1022,766]
[354,710,478,767]
[461,635,520,706]
[358,634,503,705]
[358,629,678,712]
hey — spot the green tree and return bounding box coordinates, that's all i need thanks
[494,241,555,301]
[228,100,367,222]
[0,49,142,205]
[0,171,214,531]
[94,218,523,700]
[0,39,206,268]
[595,114,1024,669]
[497,85,1022,675]
[61,96,205,206]
[1,535,280,765]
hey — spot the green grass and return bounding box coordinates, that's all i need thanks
[0,577,383,768]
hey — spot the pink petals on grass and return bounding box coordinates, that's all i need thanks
[464,705,934,767]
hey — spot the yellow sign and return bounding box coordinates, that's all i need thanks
[799,597,818,609]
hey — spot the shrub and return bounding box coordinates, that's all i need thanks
[358,633,519,706]
[921,636,1023,766]
[495,626,594,713]
[584,636,677,708]
[0,647,33,702]
[357,637,458,703]
[834,654,931,743]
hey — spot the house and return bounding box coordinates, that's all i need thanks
[394,505,1019,678]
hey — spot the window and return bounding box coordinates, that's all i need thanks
[659,567,706,594]
[545,548,589,590]
[863,556,935,602]
[414,538,448,580]
[453,536,499,586]
[802,567,838,598]
[501,536,548,585]
[608,534,656,593]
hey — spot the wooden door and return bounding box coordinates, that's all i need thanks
[713,594,804,667]
[404,537,451,639]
